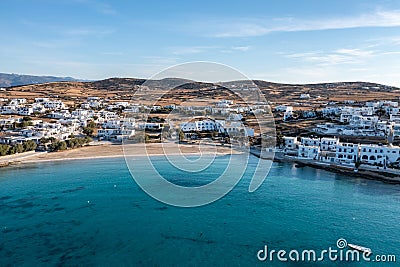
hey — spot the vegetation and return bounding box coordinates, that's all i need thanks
[46,137,92,151]
[82,120,97,136]
[178,129,185,141]
[0,140,38,156]
[50,141,67,151]
[16,116,33,128]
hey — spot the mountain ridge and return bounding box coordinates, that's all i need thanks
[0,73,83,88]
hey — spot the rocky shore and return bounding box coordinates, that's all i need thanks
[273,154,400,184]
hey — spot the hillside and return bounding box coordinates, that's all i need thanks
[0,73,80,88]
[1,77,399,106]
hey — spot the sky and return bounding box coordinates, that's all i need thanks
[1,0,400,86]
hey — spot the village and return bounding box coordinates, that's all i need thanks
[0,95,267,156]
[277,98,400,175]
[2,88,400,175]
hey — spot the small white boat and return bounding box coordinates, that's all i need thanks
[348,243,372,255]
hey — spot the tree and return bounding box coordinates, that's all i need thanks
[375,108,386,118]
[178,130,185,141]
[87,120,97,128]
[83,120,96,136]
[0,144,10,156]
[23,140,37,151]
[83,126,95,136]
[16,117,33,128]
[14,143,25,153]
[50,141,67,151]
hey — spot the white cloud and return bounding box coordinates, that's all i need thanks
[207,9,400,37]
[283,48,375,66]
[64,27,114,37]
[231,46,251,52]
[171,46,217,55]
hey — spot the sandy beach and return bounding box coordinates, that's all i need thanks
[0,142,242,166]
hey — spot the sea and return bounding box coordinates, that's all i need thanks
[1,155,399,266]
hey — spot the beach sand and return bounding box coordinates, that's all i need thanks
[0,142,241,166]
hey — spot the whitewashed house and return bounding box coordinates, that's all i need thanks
[217,99,233,108]
[1,105,17,114]
[222,121,254,137]
[301,137,320,147]
[386,146,400,165]
[300,94,310,99]
[320,137,339,151]
[17,106,33,116]
[275,105,290,112]
[298,144,319,159]
[180,119,220,132]
[335,143,359,166]
[283,106,293,121]
[282,136,299,150]
[138,122,163,131]
[360,144,386,166]
[228,113,243,121]
[10,98,27,106]
[97,129,135,141]
[43,100,64,110]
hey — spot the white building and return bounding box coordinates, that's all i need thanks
[283,136,298,150]
[10,98,27,106]
[300,137,320,147]
[217,99,233,108]
[97,129,135,141]
[17,106,33,116]
[298,144,319,159]
[320,137,339,151]
[335,143,359,166]
[359,144,385,166]
[138,122,163,131]
[283,106,293,121]
[180,119,220,132]
[300,94,310,99]
[43,100,64,110]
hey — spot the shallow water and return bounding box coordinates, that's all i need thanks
[0,155,399,266]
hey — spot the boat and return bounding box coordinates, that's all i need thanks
[348,243,372,256]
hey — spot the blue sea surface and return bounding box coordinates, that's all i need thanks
[0,155,399,266]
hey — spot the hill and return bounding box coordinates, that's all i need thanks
[1,77,399,106]
[0,73,81,88]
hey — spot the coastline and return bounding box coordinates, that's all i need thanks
[0,142,243,167]
[2,143,400,184]
[273,154,400,184]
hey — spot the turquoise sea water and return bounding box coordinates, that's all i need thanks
[1,155,399,266]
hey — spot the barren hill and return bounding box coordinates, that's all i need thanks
[1,77,399,105]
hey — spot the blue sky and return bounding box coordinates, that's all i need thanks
[1,0,400,86]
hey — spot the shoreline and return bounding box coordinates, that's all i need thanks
[2,143,400,184]
[0,142,243,167]
[273,155,400,184]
